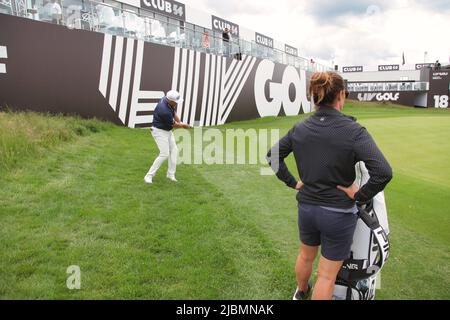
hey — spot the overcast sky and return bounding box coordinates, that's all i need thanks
[186,0,450,67]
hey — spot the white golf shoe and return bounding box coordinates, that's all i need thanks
[144,174,153,184]
[166,175,178,182]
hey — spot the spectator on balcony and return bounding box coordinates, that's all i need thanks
[222,27,232,57]
[43,0,62,25]
[435,60,441,70]
[202,31,210,53]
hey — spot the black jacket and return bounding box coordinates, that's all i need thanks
[267,106,393,208]
[222,32,230,42]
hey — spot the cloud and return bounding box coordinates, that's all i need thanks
[203,0,271,17]
[185,0,450,67]
[417,0,450,12]
[303,0,389,23]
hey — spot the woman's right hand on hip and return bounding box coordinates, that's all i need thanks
[337,183,359,200]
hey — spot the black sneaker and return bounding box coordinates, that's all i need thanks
[292,283,312,300]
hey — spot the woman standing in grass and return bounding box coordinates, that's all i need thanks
[267,71,393,300]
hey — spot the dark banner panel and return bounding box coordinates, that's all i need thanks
[427,70,450,108]
[0,14,311,128]
[348,92,416,106]
[0,14,122,124]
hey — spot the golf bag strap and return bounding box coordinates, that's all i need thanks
[357,207,390,270]
[346,286,352,300]
[372,226,390,268]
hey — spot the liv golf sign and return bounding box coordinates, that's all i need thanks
[0,13,312,130]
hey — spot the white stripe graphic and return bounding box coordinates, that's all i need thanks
[134,116,154,125]
[177,49,188,121]
[134,102,159,113]
[206,54,216,126]
[134,92,164,116]
[128,40,144,128]
[220,57,249,118]
[225,55,248,94]
[0,45,7,73]
[171,47,180,90]
[225,58,237,82]
[183,50,195,123]
[137,91,165,100]
[222,55,252,116]
[109,36,124,111]
[221,57,257,124]
[211,57,222,126]
[98,33,260,128]
[119,38,135,124]
[0,46,7,58]
[99,34,112,96]
[199,54,210,127]
[224,59,241,91]
[223,57,257,123]
[190,51,201,127]
[218,56,229,120]
[98,35,165,128]
[218,56,226,124]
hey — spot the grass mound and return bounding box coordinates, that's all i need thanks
[0,111,113,172]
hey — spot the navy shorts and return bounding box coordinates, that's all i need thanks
[298,202,358,261]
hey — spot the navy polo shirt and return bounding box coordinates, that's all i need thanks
[152,98,176,131]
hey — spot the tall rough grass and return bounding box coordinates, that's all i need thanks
[0,111,113,172]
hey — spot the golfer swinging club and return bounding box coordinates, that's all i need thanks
[144,90,190,184]
[268,71,393,300]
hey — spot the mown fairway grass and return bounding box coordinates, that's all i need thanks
[0,101,449,299]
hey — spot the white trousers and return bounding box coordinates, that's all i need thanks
[147,127,178,177]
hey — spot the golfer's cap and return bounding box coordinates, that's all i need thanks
[166,90,183,104]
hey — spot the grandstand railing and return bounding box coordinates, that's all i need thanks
[348,81,429,92]
[0,0,332,72]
